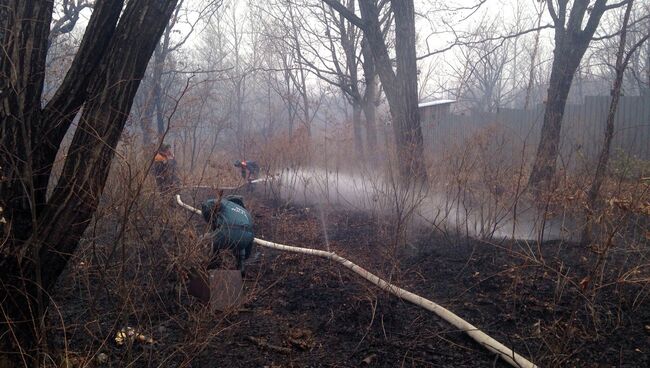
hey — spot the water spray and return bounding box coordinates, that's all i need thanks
[268,168,571,241]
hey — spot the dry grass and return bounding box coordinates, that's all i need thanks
[37,127,650,367]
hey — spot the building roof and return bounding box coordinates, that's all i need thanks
[418,99,456,108]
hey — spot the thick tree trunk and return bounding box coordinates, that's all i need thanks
[355,0,426,181]
[0,1,178,365]
[361,91,378,155]
[527,46,580,192]
[387,92,425,181]
[362,96,378,147]
[361,37,378,156]
[388,0,425,181]
[352,102,364,159]
[0,1,9,46]
[527,0,611,194]
[1,1,55,241]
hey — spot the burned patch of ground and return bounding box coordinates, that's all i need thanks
[47,190,649,367]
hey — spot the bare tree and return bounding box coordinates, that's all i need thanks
[528,0,631,194]
[318,0,366,158]
[323,0,426,181]
[524,0,547,110]
[139,0,222,146]
[49,0,93,45]
[254,0,315,138]
[0,1,178,365]
[450,19,520,113]
[582,0,649,244]
[622,2,650,94]
[290,0,385,159]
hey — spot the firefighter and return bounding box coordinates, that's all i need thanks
[153,144,179,193]
[201,193,255,274]
[234,160,260,182]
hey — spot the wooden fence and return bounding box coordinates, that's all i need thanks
[422,95,650,164]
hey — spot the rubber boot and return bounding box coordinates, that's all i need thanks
[237,248,247,277]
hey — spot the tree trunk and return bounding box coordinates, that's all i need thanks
[282,57,295,137]
[361,36,378,157]
[141,44,164,146]
[154,58,166,136]
[582,1,644,245]
[0,1,9,46]
[387,0,425,181]
[527,44,581,192]
[352,102,364,159]
[361,90,378,156]
[0,1,178,365]
[527,0,611,193]
[356,0,425,181]
[644,11,650,93]
[337,1,365,160]
[1,1,54,246]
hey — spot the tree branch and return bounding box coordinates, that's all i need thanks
[622,32,650,68]
[547,0,561,25]
[322,0,365,30]
[417,24,553,60]
[582,0,609,37]
[43,0,124,142]
[605,0,633,11]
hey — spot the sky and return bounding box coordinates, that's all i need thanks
[52,0,640,105]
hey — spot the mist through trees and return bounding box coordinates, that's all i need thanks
[1,0,649,366]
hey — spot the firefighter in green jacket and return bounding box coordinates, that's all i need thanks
[201,195,254,274]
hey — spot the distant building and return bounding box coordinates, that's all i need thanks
[419,99,455,125]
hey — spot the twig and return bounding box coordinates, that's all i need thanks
[245,336,292,354]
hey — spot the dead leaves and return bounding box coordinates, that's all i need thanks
[287,328,315,351]
[608,197,650,216]
[115,327,156,346]
[246,327,316,354]
[361,353,378,365]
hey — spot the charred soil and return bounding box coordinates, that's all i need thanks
[47,189,649,367]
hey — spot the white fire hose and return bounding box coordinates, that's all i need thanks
[175,194,537,368]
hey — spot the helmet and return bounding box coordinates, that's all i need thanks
[159,143,172,154]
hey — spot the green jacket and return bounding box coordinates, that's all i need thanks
[201,196,254,254]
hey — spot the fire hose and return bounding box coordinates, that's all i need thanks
[175,194,537,368]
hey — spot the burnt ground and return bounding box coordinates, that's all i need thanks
[47,189,650,367]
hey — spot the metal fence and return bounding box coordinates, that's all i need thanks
[423,95,650,164]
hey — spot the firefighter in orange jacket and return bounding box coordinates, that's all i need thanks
[153,144,179,192]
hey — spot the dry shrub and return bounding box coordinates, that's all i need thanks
[43,140,244,367]
[38,116,649,367]
[256,127,313,172]
[422,122,649,345]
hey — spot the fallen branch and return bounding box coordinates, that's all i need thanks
[176,194,537,368]
[245,336,292,354]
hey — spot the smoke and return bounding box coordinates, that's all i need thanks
[264,167,575,241]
